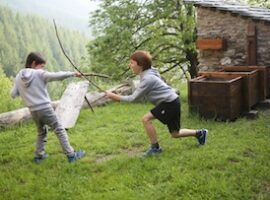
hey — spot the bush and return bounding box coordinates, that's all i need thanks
[0,67,21,113]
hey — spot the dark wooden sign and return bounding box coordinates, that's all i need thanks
[196,38,226,50]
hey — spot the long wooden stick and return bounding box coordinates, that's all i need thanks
[53,19,105,93]
[83,73,110,79]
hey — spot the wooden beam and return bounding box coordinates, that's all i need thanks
[246,22,257,65]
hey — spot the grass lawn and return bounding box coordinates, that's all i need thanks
[0,84,269,200]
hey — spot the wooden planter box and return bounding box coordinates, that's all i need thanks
[188,75,243,120]
[199,70,259,112]
[221,66,269,100]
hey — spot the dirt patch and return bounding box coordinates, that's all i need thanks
[95,147,143,163]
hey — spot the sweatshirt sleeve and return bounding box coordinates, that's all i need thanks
[120,78,153,102]
[11,83,19,98]
[41,70,75,82]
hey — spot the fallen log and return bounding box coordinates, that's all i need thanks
[0,101,59,128]
[83,83,132,107]
[0,83,132,128]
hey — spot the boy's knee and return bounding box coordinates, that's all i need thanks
[142,115,150,124]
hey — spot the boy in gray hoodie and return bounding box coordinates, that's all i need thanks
[11,52,85,163]
[106,50,208,156]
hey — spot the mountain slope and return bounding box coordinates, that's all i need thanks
[0,5,88,77]
[0,0,99,35]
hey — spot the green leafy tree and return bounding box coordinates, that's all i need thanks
[246,0,270,8]
[88,0,198,82]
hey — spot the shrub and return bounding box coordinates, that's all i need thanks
[0,67,22,113]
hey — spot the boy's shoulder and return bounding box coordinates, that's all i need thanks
[34,68,46,75]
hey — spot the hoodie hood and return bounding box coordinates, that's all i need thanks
[141,67,161,79]
[121,66,178,105]
[19,68,34,87]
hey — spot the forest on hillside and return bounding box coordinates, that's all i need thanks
[0,5,90,112]
[0,5,88,77]
[0,0,96,35]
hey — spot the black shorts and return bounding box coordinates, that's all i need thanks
[150,97,180,133]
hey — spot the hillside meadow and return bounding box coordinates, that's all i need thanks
[0,84,269,200]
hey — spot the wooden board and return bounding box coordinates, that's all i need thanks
[196,38,226,50]
[55,81,89,128]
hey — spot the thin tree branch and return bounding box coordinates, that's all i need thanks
[53,19,105,93]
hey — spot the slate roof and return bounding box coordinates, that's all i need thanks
[184,0,270,22]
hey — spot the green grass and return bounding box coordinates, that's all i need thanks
[0,84,269,200]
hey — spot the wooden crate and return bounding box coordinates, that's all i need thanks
[199,70,259,112]
[221,66,269,100]
[188,75,243,120]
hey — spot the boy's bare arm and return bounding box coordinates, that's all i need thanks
[74,71,82,77]
[106,91,121,101]
[11,84,19,98]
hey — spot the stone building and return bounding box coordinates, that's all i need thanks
[184,0,270,72]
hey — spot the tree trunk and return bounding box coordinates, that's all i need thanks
[186,49,198,78]
[0,83,132,128]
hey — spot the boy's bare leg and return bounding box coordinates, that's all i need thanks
[171,129,197,138]
[142,112,158,144]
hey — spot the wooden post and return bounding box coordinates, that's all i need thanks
[247,22,257,65]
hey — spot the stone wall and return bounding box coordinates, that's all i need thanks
[196,7,270,71]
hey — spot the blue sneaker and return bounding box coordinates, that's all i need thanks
[34,153,49,164]
[67,150,86,163]
[197,129,208,145]
[143,147,162,157]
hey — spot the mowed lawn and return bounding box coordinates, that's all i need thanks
[0,85,269,200]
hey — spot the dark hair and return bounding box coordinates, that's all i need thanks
[130,50,152,71]
[25,52,46,68]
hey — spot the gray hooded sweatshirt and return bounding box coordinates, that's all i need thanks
[121,68,178,105]
[11,68,75,111]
